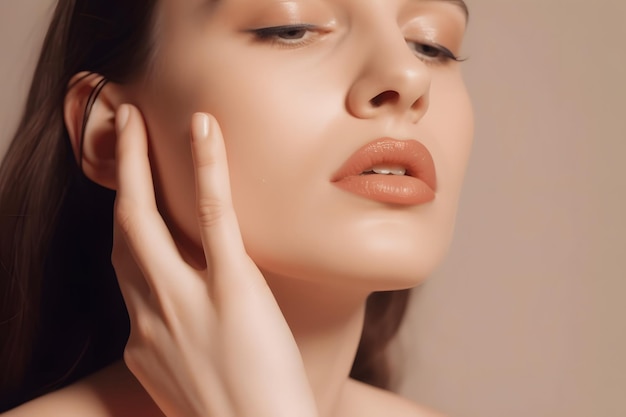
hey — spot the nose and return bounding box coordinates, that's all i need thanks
[346,28,431,124]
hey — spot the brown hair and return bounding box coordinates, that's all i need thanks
[0,0,411,410]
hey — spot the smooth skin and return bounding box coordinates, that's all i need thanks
[4,0,472,415]
[112,108,317,417]
[5,107,444,417]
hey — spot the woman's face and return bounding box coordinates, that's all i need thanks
[132,0,473,290]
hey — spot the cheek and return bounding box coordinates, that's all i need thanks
[138,51,474,288]
[136,64,337,264]
[428,73,474,197]
[150,123,200,249]
[134,84,203,252]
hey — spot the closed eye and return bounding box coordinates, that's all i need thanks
[250,24,319,47]
[407,41,465,65]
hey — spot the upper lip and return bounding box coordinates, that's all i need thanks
[330,137,437,191]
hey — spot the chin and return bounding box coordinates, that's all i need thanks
[347,246,449,291]
[331,222,455,291]
[249,236,451,294]
[240,203,458,293]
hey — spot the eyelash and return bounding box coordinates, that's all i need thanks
[250,25,463,65]
[407,41,463,65]
[250,24,320,48]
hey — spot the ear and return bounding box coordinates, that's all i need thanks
[64,72,126,190]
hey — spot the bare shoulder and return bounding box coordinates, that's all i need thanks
[1,362,164,417]
[343,379,447,417]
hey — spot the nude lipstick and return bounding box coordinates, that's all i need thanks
[331,138,437,205]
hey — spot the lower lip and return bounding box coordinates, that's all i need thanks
[333,174,435,205]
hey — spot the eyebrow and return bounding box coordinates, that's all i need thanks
[201,0,469,22]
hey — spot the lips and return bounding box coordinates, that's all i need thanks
[331,138,437,205]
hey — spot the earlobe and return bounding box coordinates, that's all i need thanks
[64,72,125,190]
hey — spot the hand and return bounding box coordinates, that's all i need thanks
[111,105,318,417]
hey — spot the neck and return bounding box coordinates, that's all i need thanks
[264,273,370,417]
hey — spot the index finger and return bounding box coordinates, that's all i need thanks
[190,113,247,273]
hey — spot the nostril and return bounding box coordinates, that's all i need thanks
[370,90,399,107]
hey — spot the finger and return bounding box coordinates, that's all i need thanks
[114,104,192,288]
[190,113,247,274]
[112,220,151,302]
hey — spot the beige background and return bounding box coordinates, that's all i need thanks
[2,1,625,416]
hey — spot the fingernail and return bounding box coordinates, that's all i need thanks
[192,113,210,141]
[116,105,130,132]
